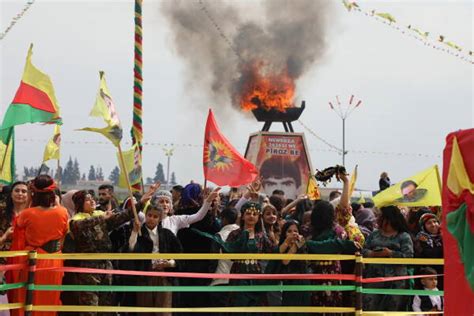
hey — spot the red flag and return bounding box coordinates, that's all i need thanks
[203,109,258,186]
[442,129,474,315]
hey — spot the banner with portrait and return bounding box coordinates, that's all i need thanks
[245,132,313,200]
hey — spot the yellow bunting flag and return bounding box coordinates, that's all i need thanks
[42,124,61,162]
[373,165,441,207]
[306,176,320,200]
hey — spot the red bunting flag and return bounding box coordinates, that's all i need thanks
[442,129,474,315]
[203,109,258,187]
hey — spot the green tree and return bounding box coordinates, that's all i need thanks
[170,172,177,185]
[154,163,165,183]
[108,166,120,185]
[72,159,81,185]
[96,166,104,181]
[88,165,96,181]
[62,157,74,185]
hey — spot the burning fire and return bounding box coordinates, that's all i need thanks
[239,61,295,112]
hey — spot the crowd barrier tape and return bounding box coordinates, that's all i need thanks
[361,312,443,315]
[0,251,446,314]
[0,303,23,311]
[0,264,27,272]
[29,305,357,313]
[30,284,356,292]
[361,258,443,265]
[360,288,444,296]
[0,251,28,258]
[36,266,357,280]
[35,252,357,261]
[0,282,27,291]
[0,251,445,265]
[34,266,442,284]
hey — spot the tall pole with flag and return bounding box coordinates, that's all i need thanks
[131,0,144,192]
[79,71,140,226]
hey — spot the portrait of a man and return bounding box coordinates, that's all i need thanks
[260,156,302,200]
[395,180,427,203]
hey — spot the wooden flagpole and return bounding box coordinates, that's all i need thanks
[117,143,140,226]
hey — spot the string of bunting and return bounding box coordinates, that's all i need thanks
[297,120,343,153]
[341,0,473,64]
[0,1,35,41]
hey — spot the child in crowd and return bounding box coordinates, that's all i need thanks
[412,267,443,315]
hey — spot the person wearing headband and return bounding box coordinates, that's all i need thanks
[14,175,68,316]
[64,189,142,312]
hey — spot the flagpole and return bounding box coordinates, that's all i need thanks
[57,158,62,193]
[117,143,140,226]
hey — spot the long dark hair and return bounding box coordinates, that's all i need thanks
[30,175,56,208]
[289,198,313,224]
[279,220,300,246]
[379,206,409,233]
[262,203,280,235]
[5,181,28,223]
[311,200,335,238]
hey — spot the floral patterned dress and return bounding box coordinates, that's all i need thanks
[309,225,347,309]
[362,230,414,311]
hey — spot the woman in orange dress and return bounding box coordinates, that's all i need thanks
[0,181,29,316]
[15,175,68,316]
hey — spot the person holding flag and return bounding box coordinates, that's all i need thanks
[79,71,140,225]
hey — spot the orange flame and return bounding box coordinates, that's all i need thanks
[239,61,295,112]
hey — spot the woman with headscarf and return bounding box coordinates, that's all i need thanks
[63,189,138,315]
[14,175,69,316]
[0,181,29,316]
[354,207,377,239]
[61,190,78,219]
[415,212,443,289]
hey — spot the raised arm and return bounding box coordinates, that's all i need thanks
[185,187,221,226]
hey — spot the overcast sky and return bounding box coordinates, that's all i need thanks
[1,0,472,190]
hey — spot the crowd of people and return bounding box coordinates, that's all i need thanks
[0,171,444,316]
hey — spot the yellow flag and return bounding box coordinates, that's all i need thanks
[349,165,358,197]
[0,128,14,184]
[447,137,474,195]
[117,144,142,191]
[373,165,441,208]
[42,125,61,162]
[79,71,123,147]
[306,176,320,200]
[376,12,396,23]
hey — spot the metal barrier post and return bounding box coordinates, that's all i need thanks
[354,252,363,316]
[24,250,37,316]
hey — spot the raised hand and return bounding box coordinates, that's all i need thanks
[141,181,161,203]
[205,187,221,203]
